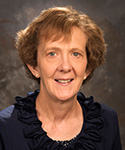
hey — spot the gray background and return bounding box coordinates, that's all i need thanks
[0,0,125,148]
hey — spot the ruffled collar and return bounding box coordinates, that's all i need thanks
[15,90,104,150]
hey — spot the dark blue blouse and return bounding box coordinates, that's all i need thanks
[0,90,122,150]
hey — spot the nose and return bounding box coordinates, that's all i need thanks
[58,55,72,73]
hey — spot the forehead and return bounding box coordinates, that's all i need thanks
[38,26,87,47]
[38,27,87,50]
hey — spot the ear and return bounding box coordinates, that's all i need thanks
[27,64,40,78]
[84,69,90,80]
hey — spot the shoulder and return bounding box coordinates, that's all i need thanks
[99,103,122,149]
[0,105,30,150]
[78,92,119,130]
[99,103,118,123]
[78,92,118,122]
[100,102,116,113]
[0,105,19,128]
[99,103,120,138]
[0,105,16,126]
[0,105,15,119]
[0,106,17,149]
[78,93,122,149]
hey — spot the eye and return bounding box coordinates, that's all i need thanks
[48,52,56,57]
[72,52,80,57]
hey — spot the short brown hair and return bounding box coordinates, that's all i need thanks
[16,6,106,84]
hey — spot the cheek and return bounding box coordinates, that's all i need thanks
[37,61,57,79]
[74,61,88,77]
[79,68,86,78]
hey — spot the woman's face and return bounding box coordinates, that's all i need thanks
[31,27,89,101]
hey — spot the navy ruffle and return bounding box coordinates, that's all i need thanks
[15,90,104,150]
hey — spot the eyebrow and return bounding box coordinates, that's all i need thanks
[44,47,61,51]
[44,46,85,53]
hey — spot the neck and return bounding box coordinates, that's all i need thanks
[35,91,83,141]
[36,91,80,123]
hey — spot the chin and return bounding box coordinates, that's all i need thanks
[55,91,76,101]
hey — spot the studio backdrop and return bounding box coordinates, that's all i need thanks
[0,0,124,148]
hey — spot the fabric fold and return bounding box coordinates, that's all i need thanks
[14,90,104,150]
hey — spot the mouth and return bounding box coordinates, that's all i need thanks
[55,79,74,84]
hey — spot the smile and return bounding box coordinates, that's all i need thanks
[55,79,73,83]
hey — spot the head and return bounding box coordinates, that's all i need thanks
[16,6,106,84]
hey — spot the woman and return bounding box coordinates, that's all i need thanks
[0,6,122,150]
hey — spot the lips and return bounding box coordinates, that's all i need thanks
[55,79,73,83]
